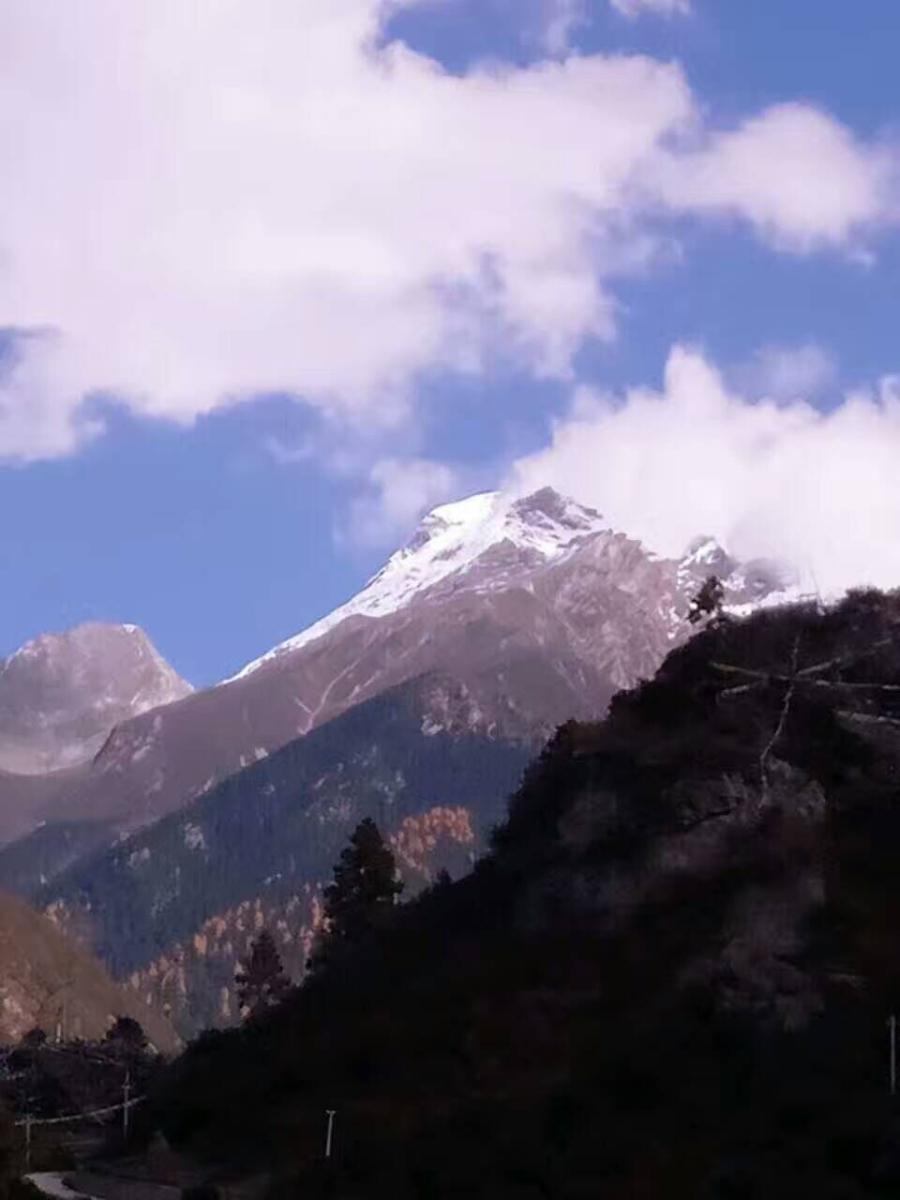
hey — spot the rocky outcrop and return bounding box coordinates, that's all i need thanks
[0,622,191,775]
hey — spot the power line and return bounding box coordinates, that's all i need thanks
[14,1095,144,1129]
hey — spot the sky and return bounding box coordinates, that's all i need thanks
[2,0,900,684]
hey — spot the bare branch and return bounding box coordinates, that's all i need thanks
[710,662,773,682]
[837,710,900,729]
[794,635,896,678]
[712,661,900,694]
[805,679,900,694]
[759,636,800,795]
[718,683,761,700]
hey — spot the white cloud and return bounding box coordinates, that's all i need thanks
[344,456,462,547]
[659,103,897,252]
[0,1,693,459]
[732,343,837,402]
[0,3,895,462]
[512,346,900,596]
[541,0,588,53]
[611,0,691,18]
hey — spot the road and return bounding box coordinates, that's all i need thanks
[28,1167,263,1198]
[26,1175,94,1199]
[26,1173,183,1199]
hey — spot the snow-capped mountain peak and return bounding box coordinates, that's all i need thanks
[230,484,813,687]
[679,535,736,575]
[373,487,607,602]
[232,488,608,679]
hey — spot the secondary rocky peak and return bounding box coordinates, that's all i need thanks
[680,534,736,577]
[0,622,192,774]
[678,537,803,614]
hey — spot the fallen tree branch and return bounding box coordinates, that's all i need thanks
[759,636,800,795]
[794,635,897,677]
[711,664,900,694]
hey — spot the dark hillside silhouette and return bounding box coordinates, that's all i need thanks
[153,590,900,1197]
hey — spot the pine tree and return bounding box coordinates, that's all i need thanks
[309,818,403,973]
[688,574,726,626]
[235,929,291,1018]
[105,1014,148,1052]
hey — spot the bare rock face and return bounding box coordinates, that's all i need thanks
[0,623,192,774]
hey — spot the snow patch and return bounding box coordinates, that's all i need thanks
[183,823,207,852]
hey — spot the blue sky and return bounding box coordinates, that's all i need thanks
[2,0,900,683]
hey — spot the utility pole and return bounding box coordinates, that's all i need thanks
[123,1069,132,1141]
[324,1109,336,1160]
[24,1113,32,1173]
[890,1014,897,1097]
[49,977,72,1044]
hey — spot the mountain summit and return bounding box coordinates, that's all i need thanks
[0,622,192,774]
[235,486,799,683]
[233,488,610,678]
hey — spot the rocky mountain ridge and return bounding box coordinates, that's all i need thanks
[0,490,801,860]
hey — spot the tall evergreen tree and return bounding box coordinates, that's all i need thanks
[235,929,291,1018]
[309,818,403,973]
[688,574,726,626]
[104,1014,148,1052]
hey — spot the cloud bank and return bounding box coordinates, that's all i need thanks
[512,346,900,596]
[0,1,896,461]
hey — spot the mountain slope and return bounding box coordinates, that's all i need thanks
[154,589,900,1197]
[0,765,87,847]
[39,674,531,1034]
[0,622,191,775]
[0,891,178,1051]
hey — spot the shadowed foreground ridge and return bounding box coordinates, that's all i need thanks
[154,590,900,1198]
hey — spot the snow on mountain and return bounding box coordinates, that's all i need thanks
[234,486,808,682]
[232,487,610,679]
[678,534,737,580]
[677,532,810,617]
